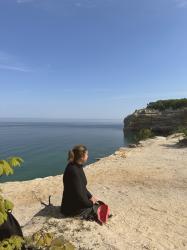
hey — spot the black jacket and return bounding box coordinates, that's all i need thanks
[61,161,93,216]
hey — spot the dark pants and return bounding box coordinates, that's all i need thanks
[76,203,101,221]
[61,201,104,223]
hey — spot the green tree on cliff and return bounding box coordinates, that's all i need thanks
[147,98,187,111]
[0,157,25,250]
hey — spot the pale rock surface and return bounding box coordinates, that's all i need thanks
[1,134,187,249]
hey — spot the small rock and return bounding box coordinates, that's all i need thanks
[95,158,101,161]
[177,137,187,147]
[128,144,137,148]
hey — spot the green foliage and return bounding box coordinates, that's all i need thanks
[0,235,24,250]
[134,128,155,142]
[147,98,187,111]
[174,126,187,136]
[0,197,13,225]
[25,231,75,250]
[0,156,24,249]
[50,236,75,250]
[32,231,54,248]
[0,161,13,176]
[0,157,24,177]
[0,156,24,225]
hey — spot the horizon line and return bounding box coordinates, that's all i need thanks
[0,117,123,121]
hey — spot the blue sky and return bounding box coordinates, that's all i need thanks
[0,0,187,120]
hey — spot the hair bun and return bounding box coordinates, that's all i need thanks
[67,144,87,163]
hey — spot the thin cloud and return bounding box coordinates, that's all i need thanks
[175,0,187,8]
[16,0,112,10]
[17,0,36,3]
[0,50,31,72]
[0,64,30,72]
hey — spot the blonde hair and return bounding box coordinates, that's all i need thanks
[67,144,88,163]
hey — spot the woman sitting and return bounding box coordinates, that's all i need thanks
[61,144,109,221]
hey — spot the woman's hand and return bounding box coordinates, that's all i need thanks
[89,196,99,204]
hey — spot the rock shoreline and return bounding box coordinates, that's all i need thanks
[1,134,187,249]
[123,107,187,135]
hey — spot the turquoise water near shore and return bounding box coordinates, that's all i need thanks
[0,120,128,182]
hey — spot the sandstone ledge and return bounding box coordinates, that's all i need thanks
[123,107,187,134]
[1,134,187,249]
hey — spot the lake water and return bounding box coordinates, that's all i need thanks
[0,120,128,182]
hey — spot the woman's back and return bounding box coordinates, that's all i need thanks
[61,161,93,216]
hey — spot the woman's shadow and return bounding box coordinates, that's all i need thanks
[34,205,65,219]
[32,195,66,219]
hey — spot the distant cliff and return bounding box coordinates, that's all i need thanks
[123,99,187,135]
